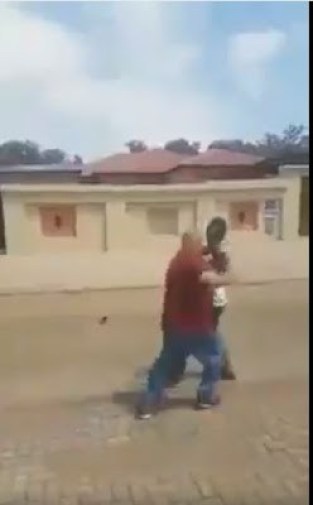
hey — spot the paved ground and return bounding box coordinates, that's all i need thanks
[0,281,309,504]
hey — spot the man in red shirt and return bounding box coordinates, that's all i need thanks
[136,231,232,420]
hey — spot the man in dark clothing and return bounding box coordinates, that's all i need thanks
[136,231,232,420]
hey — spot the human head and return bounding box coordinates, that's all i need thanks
[181,230,202,254]
[206,216,227,246]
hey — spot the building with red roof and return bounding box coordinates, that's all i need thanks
[82,148,278,185]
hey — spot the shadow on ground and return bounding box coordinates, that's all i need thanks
[111,389,204,415]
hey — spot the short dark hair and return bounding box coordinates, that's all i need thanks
[206,216,227,247]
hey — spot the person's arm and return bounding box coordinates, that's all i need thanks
[161,267,171,331]
[199,269,236,286]
[212,240,230,274]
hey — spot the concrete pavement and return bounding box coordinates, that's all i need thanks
[0,281,309,504]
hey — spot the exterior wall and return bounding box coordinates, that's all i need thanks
[2,194,105,254]
[0,171,81,185]
[281,177,301,240]
[87,173,165,185]
[1,177,301,255]
[166,164,274,183]
[299,176,309,236]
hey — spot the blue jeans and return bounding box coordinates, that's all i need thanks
[164,306,230,383]
[143,330,222,405]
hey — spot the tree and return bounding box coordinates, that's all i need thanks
[0,140,41,165]
[125,140,147,153]
[164,138,200,155]
[41,149,66,164]
[208,124,309,162]
[282,124,306,146]
[73,154,83,165]
[0,140,74,166]
[210,139,245,151]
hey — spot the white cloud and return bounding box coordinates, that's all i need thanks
[0,4,83,83]
[0,2,231,159]
[228,30,287,99]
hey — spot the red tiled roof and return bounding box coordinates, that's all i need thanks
[179,149,265,167]
[83,149,186,175]
[83,148,266,178]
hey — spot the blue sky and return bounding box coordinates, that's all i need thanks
[0,1,308,160]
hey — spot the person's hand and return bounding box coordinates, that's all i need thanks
[203,253,213,262]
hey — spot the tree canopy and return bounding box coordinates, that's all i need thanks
[0,140,71,166]
[1,124,308,167]
[125,124,309,164]
[208,124,309,163]
[164,138,200,155]
[125,140,147,153]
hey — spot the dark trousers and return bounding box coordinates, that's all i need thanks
[165,306,232,383]
[143,330,222,405]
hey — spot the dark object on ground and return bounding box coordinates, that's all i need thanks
[99,316,108,325]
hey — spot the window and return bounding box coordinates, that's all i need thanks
[263,199,282,239]
[39,205,76,237]
[229,201,258,231]
[147,207,178,235]
[264,199,277,210]
[264,199,278,217]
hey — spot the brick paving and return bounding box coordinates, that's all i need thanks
[0,282,309,504]
[0,377,308,504]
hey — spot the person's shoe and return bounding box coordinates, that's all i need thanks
[135,392,165,420]
[135,401,153,420]
[221,369,236,381]
[195,392,221,410]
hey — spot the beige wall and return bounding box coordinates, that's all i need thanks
[3,194,105,254]
[1,177,301,255]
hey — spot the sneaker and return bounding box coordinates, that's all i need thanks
[135,402,153,420]
[195,392,221,410]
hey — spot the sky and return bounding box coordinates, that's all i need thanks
[0,1,309,161]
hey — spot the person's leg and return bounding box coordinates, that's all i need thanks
[163,331,187,387]
[212,305,223,329]
[213,306,236,380]
[192,333,222,409]
[221,348,236,380]
[136,334,186,419]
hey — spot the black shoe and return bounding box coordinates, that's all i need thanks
[195,393,221,410]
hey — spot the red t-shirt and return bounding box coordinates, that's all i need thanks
[161,250,214,334]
